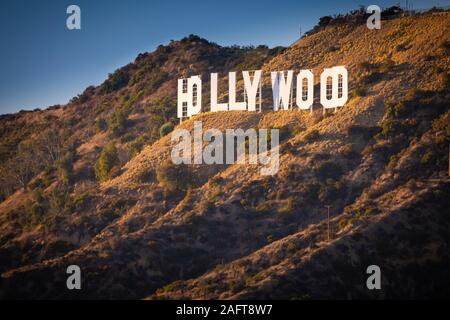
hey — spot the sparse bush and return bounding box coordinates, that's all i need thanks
[29,178,49,191]
[266,234,275,244]
[101,68,130,94]
[57,152,74,185]
[129,136,146,156]
[156,161,192,192]
[240,198,249,207]
[109,107,128,138]
[200,199,215,214]
[406,178,417,190]
[276,126,292,141]
[286,242,297,254]
[73,192,90,211]
[255,202,269,213]
[319,179,346,202]
[440,40,450,54]
[385,101,406,119]
[340,144,359,159]
[120,132,135,144]
[387,155,398,170]
[379,58,395,73]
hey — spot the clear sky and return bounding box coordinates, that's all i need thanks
[0,0,447,114]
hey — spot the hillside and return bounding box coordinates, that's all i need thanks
[0,10,449,299]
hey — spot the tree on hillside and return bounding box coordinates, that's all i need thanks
[109,107,128,138]
[35,129,66,165]
[4,140,40,191]
[146,96,177,141]
[57,152,74,185]
[95,144,119,183]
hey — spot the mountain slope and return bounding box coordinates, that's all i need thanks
[0,10,449,299]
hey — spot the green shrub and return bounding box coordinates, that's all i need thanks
[387,155,398,170]
[95,144,118,182]
[160,122,174,137]
[95,118,107,133]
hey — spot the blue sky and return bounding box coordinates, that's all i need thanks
[0,0,447,114]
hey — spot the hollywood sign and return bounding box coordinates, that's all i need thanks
[177,66,348,119]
